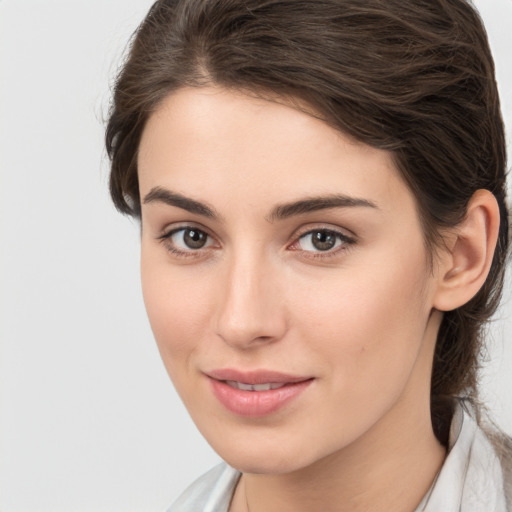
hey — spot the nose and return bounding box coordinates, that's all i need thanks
[214,252,287,349]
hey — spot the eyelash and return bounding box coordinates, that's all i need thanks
[157,225,217,259]
[289,228,355,259]
[157,225,356,260]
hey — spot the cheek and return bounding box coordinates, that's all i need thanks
[140,251,212,373]
[292,251,432,385]
[282,257,433,448]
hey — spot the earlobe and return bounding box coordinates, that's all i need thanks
[433,189,500,312]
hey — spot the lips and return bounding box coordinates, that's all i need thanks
[206,369,313,417]
[225,381,287,391]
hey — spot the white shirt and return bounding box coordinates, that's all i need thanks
[168,402,510,511]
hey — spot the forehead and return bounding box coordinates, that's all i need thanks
[137,86,414,217]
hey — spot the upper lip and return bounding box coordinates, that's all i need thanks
[206,368,312,385]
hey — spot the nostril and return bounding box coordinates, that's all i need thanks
[255,336,275,343]
[215,316,286,349]
[214,264,287,348]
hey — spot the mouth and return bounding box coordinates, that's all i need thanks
[206,369,314,417]
[224,381,288,391]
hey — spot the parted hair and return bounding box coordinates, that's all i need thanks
[106,0,510,442]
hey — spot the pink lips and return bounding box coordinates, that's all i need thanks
[207,369,313,417]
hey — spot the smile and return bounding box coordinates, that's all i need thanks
[224,381,287,391]
[206,369,314,417]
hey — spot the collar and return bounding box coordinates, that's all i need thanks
[415,400,507,511]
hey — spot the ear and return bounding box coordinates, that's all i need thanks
[433,189,500,312]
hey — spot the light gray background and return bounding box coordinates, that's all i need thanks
[0,1,511,511]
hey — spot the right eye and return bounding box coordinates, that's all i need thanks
[159,226,216,256]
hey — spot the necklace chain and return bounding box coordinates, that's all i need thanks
[244,477,251,512]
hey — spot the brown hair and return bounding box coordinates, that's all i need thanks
[106,0,509,441]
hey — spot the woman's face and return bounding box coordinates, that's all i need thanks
[138,86,443,474]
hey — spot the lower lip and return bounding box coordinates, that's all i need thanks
[208,378,313,417]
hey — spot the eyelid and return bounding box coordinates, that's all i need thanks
[157,221,215,240]
[287,225,356,257]
[290,223,356,243]
[157,223,220,258]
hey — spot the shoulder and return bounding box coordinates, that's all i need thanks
[486,429,512,510]
[455,401,512,511]
[422,400,511,511]
[166,463,241,512]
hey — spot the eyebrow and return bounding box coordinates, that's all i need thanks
[267,195,378,222]
[143,187,219,219]
[143,186,377,221]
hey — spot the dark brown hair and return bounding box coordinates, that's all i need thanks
[106,0,509,441]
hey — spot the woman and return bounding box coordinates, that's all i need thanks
[106,0,511,510]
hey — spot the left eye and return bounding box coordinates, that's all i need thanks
[167,227,213,250]
[296,229,349,252]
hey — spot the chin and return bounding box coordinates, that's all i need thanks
[223,451,308,475]
[204,427,333,475]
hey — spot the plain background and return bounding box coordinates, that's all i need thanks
[0,1,511,511]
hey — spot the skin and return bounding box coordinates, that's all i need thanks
[137,86,451,512]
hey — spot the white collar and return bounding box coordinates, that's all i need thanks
[416,401,507,511]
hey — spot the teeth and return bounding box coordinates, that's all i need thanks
[225,380,286,391]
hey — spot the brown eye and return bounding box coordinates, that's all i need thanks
[298,230,340,251]
[165,227,212,251]
[182,228,208,249]
[311,231,337,251]
[295,229,354,254]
